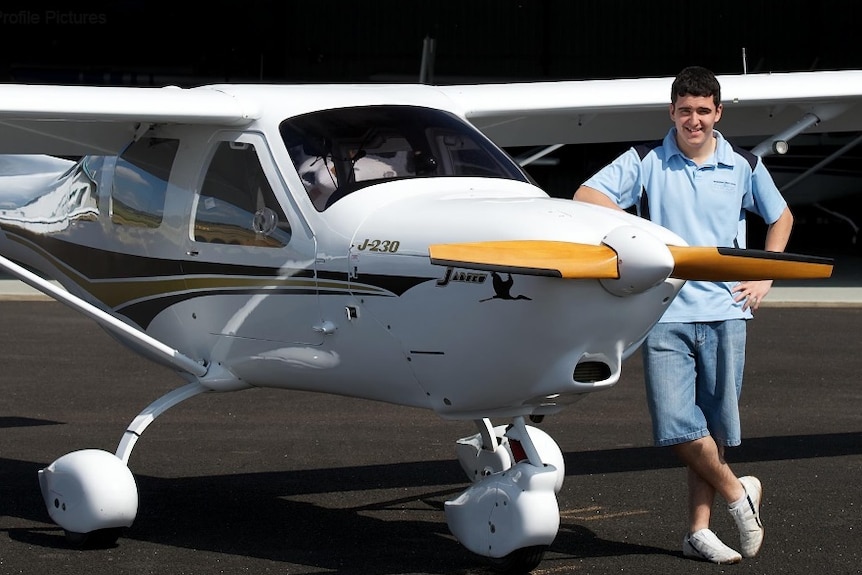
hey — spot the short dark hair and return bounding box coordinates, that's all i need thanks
[671,66,721,107]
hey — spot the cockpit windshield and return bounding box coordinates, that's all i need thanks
[279,105,529,210]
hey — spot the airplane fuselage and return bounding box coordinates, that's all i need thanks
[0,93,685,419]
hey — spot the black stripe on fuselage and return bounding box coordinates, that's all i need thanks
[3,227,437,328]
[4,227,312,280]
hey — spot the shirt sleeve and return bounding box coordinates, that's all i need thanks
[747,157,788,225]
[582,148,643,210]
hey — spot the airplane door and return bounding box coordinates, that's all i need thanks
[182,132,323,346]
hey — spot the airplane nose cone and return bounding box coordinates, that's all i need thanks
[599,225,675,296]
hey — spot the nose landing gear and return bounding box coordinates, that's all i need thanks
[446,416,565,573]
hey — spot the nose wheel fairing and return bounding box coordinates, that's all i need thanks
[446,418,565,563]
[446,460,560,559]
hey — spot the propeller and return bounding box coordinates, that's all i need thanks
[428,240,833,282]
[667,246,833,281]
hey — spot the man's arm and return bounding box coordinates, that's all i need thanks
[734,205,794,311]
[763,206,794,252]
[573,185,623,211]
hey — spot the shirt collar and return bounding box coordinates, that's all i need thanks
[664,128,734,168]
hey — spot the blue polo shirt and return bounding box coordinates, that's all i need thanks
[583,128,787,322]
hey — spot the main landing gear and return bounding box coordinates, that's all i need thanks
[445,416,565,574]
[37,382,209,546]
[36,382,564,574]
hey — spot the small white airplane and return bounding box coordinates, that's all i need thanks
[0,69,854,573]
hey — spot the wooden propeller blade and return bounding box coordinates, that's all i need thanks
[429,240,619,279]
[668,246,834,280]
[430,241,834,283]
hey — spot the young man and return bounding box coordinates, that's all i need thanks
[574,66,793,564]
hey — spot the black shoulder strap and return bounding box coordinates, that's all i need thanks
[728,140,758,170]
[633,140,662,160]
[633,140,662,220]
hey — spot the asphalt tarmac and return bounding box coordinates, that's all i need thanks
[1,302,860,575]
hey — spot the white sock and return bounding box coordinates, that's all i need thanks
[729,492,747,509]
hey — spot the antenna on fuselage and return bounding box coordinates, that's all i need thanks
[420,36,436,85]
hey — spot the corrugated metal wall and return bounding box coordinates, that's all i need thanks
[264,0,858,83]
[3,0,858,84]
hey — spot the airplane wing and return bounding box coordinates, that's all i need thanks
[2,70,861,155]
[435,70,862,149]
[0,84,258,155]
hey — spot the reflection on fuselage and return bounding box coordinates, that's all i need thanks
[0,158,98,234]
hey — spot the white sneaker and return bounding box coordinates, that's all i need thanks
[683,528,742,564]
[729,476,764,557]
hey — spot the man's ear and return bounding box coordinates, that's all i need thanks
[715,103,723,123]
[668,103,675,121]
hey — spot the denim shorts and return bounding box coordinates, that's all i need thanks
[642,320,747,447]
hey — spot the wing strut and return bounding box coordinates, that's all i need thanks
[0,253,208,378]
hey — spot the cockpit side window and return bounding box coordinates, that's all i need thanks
[194,141,292,247]
[111,137,178,227]
[280,105,528,210]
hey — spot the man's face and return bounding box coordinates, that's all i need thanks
[669,94,723,151]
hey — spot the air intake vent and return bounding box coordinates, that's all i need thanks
[573,361,611,383]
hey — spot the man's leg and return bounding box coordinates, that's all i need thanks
[686,464,716,532]
[673,437,745,533]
